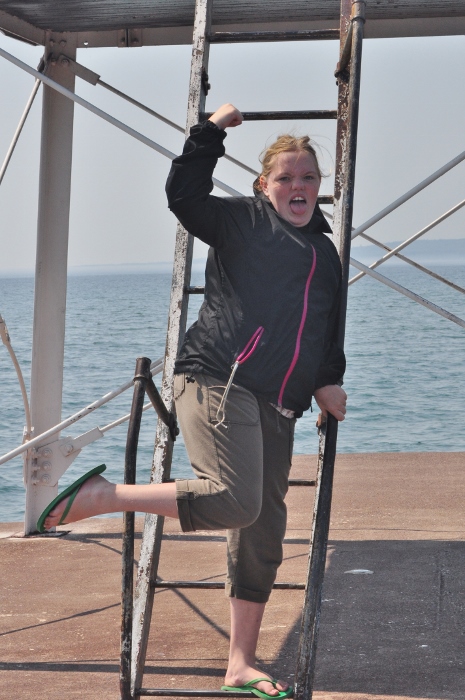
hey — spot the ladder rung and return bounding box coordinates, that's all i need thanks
[208,29,340,44]
[138,690,256,697]
[154,580,305,590]
[318,194,334,204]
[201,110,337,122]
[166,476,314,484]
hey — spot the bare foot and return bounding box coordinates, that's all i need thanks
[224,666,289,697]
[43,475,115,530]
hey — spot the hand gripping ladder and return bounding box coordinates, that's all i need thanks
[119,1,366,698]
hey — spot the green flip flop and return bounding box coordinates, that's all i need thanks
[36,464,107,533]
[221,679,293,699]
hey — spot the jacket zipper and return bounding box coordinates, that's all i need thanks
[278,245,317,407]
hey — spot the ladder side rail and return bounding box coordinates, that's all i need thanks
[294,2,366,698]
[130,0,213,696]
[121,357,152,700]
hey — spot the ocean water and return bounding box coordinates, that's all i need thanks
[1,264,464,522]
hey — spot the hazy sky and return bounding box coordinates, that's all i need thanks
[1,31,464,273]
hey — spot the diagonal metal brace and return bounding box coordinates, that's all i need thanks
[134,358,179,442]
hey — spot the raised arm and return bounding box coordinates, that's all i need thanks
[208,103,243,130]
[165,104,244,248]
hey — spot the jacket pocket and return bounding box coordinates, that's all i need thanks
[206,382,260,426]
[173,373,186,401]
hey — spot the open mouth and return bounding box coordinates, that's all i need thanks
[289,196,307,215]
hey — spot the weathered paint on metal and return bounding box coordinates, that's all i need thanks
[209,29,340,43]
[202,110,337,121]
[138,691,256,697]
[144,375,179,442]
[153,580,306,589]
[1,1,465,35]
[294,2,365,698]
[129,1,212,697]
[120,357,152,700]
[24,33,77,535]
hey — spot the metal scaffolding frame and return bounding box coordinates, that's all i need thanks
[0,10,463,542]
[0,0,463,536]
[0,2,464,699]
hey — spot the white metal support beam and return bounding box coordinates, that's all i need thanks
[24,32,77,535]
[0,45,242,197]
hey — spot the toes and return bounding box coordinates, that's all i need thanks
[256,680,284,696]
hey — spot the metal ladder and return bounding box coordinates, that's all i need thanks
[120,1,366,698]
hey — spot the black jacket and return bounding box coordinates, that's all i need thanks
[166,120,345,417]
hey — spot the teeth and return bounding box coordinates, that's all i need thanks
[291,197,305,202]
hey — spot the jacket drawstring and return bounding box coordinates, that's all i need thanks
[215,326,264,428]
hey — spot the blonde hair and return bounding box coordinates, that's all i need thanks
[253,135,322,195]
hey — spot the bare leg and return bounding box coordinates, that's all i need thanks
[43,476,178,530]
[224,598,289,696]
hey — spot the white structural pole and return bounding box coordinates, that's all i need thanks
[24,34,77,535]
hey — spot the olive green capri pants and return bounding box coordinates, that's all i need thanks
[173,372,295,604]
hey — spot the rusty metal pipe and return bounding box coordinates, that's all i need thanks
[152,580,305,589]
[144,375,179,442]
[209,29,340,43]
[201,110,337,121]
[294,2,366,698]
[138,690,256,697]
[120,356,151,700]
[335,1,366,345]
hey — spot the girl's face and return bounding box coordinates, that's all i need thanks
[260,151,321,228]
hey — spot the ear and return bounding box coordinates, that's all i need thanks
[259,175,269,196]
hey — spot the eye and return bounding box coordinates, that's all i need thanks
[304,174,316,181]
[278,176,290,182]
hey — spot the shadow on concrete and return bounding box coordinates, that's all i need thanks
[0,603,120,639]
[274,539,465,699]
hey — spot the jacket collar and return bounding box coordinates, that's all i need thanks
[255,191,333,237]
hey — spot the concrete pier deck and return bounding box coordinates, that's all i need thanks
[1,452,464,700]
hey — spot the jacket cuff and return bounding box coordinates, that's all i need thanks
[314,367,345,391]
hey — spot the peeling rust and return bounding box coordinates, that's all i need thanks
[294,2,365,699]
[127,2,212,696]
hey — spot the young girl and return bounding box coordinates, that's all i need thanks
[39,103,347,699]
